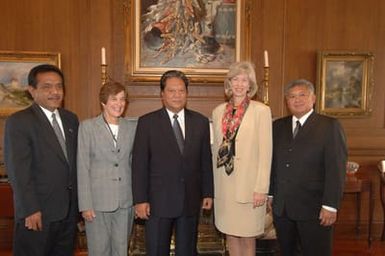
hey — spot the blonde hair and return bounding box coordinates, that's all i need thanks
[224,61,258,98]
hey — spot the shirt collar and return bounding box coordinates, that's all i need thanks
[292,109,313,126]
[166,108,185,121]
[39,105,59,121]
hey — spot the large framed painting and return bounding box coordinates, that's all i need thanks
[126,0,252,82]
[0,51,61,116]
[316,51,374,118]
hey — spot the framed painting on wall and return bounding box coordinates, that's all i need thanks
[126,0,252,83]
[316,51,374,118]
[0,51,61,116]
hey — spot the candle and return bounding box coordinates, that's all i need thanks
[264,50,269,67]
[101,47,106,65]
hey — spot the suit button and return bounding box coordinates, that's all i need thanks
[118,177,121,181]
[286,163,290,167]
[67,185,73,190]
[117,149,120,153]
[288,148,293,152]
[114,163,118,167]
[180,178,185,183]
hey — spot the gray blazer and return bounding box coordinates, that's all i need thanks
[77,114,136,212]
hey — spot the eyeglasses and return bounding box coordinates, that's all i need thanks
[286,93,311,101]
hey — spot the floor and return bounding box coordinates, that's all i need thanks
[332,224,385,256]
[2,227,385,256]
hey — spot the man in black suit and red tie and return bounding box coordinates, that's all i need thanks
[4,64,79,256]
[132,70,213,256]
[269,79,347,256]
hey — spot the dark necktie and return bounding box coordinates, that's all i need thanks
[293,120,301,139]
[172,114,184,153]
[52,113,68,160]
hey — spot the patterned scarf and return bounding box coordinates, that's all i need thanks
[217,97,250,175]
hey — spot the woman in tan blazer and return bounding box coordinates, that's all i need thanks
[212,61,272,256]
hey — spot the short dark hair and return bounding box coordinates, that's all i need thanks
[99,81,127,104]
[28,64,64,88]
[160,70,189,91]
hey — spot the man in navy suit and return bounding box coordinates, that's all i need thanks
[4,64,79,256]
[269,79,347,256]
[132,70,213,256]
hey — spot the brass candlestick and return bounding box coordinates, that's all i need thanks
[101,64,108,85]
[263,66,270,105]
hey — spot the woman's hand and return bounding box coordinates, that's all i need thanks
[253,192,267,208]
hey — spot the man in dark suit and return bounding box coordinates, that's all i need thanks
[132,70,213,256]
[4,64,79,256]
[269,79,347,256]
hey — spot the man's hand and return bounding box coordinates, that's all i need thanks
[202,197,213,210]
[319,208,337,226]
[135,203,150,220]
[82,210,96,222]
[253,192,267,208]
[25,211,42,231]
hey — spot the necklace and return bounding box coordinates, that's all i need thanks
[102,115,118,144]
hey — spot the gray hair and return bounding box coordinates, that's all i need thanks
[224,61,258,98]
[284,79,315,96]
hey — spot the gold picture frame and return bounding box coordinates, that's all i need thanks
[316,51,374,118]
[125,0,251,83]
[0,51,61,116]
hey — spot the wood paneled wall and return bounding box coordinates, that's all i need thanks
[0,0,384,237]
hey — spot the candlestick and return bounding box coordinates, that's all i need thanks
[264,50,269,67]
[101,47,106,65]
[263,66,269,105]
[101,64,108,85]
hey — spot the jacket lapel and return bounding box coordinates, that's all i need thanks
[294,111,317,140]
[95,114,117,152]
[159,108,183,155]
[236,103,251,138]
[60,109,75,165]
[183,109,194,156]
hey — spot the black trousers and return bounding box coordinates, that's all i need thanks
[273,212,333,256]
[13,215,77,256]
[145,214,199,256]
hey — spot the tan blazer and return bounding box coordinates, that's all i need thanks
[212,100,272,203]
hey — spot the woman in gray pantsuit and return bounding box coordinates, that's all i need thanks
[77,82,136,256]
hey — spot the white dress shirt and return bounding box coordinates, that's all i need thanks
[166,108,185,138]
[39,106,66,139]
[292,109,313,133]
